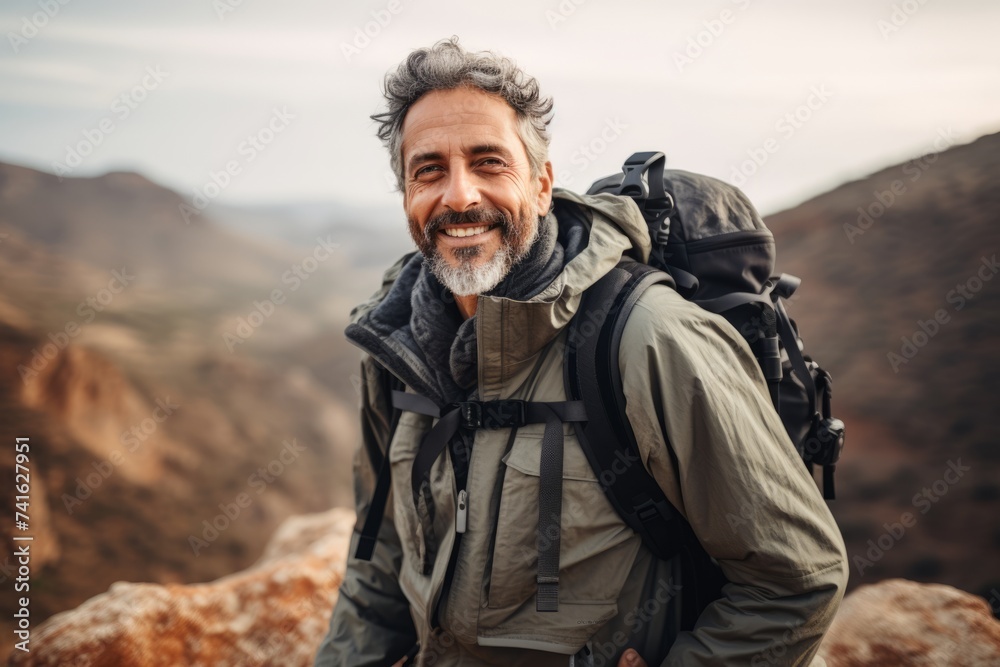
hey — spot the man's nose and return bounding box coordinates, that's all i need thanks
[441,168,481,212]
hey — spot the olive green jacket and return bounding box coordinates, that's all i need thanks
[314,190,848,666]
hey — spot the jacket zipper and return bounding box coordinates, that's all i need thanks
[456,489,468,534]
[429,344,552,629]
[430,429,472,629]
[683,229,774,254]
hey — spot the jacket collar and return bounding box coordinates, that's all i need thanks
[346,189,651,402]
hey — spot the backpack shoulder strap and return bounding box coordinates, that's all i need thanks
[354,364,405,561]
[565,260,694,559]
[566,260,730,629]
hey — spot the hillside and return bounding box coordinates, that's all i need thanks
[765,131,1000,596]
[0,164,369,657]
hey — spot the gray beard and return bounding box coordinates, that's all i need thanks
[428,222,539,297]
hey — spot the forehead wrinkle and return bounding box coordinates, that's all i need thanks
[400,88,521,166]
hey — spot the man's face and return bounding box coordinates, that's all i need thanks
[400,86,553,296]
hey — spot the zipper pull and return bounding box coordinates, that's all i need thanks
[456,489,468,534]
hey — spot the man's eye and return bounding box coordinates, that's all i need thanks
[415,165,442,177]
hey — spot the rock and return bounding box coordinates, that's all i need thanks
[819,578,1000,666]
[15,511,1000,666]
[9,508,355,667]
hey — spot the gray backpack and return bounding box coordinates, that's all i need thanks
[565,151,846,625]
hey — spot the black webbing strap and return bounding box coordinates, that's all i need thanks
[354,373,404,562]
[567,260,727,626]
[698,287,783,410]
[355,434,393,561]
[566,262,694,561]
[530,402,586,612]
[775,299,817,420]
[695,290,773,314]
[387,389,586,612]
[823,465,836,499]
[393,390,586,498]
[820,374,836,499]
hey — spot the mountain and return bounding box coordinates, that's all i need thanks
[210,199,411,267]
[0,163,373,657]
[765,131,1000,597]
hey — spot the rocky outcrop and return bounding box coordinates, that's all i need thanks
[11,508,1000,666]
[9,508,354,667]
[0,313,358,659]
[818,578,1000,666]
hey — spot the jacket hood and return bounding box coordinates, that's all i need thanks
[347,189,651,400]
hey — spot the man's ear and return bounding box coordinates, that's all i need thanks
[535,161,554,216]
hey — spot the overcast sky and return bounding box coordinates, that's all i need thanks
[1,0,998,219]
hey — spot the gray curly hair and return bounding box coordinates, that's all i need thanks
[373,37,554,191]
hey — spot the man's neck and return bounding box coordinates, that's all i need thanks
[455,293,478,319]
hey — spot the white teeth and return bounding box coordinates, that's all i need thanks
[443,225,490,238]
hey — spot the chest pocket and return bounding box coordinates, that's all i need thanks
[485,425,641,612]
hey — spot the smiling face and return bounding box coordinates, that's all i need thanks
[400,86,553,296]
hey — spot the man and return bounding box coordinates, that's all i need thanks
[315,38,847,666]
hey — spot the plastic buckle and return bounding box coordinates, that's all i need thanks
[619,151,663,198]
[773,273,802,300]
[453,402,481,429]
[634,497,662,523]
[480,400,526,429]
[617,151,673,225]
[805,417,845,466]
[451,401,528,430]
[643,194,674,222]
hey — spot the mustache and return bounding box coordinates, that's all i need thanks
[424,207,511,240]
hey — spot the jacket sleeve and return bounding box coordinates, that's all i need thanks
[617,285,848,667]
[313,354,417,666]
